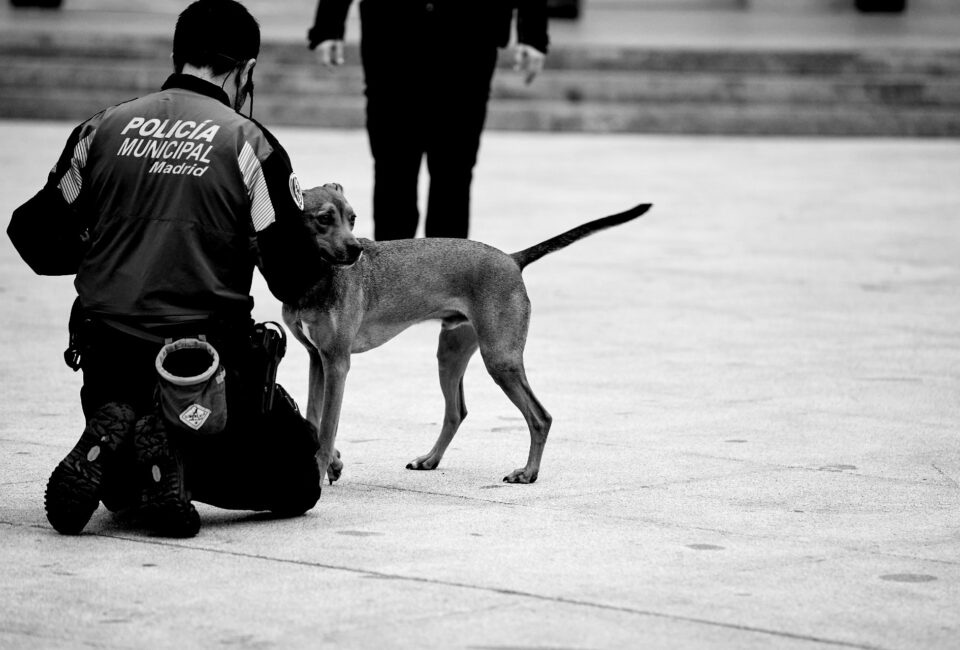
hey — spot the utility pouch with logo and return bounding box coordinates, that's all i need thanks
[155,336,228,435]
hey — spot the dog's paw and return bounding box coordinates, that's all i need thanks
[405,454,439,471]
[503,468,538,484]
[327,451,343,485]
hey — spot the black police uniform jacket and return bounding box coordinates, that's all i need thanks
[8,74,325,324]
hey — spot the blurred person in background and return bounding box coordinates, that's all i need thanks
[308,0,549,240]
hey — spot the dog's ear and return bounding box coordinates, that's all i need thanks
[302,187,324,213]
[323,182,344,194]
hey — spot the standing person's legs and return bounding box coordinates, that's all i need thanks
[424,44,498,239]
[361,10,427,241]
[367,97,424,240]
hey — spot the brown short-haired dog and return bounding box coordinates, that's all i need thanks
[283,183,650,485]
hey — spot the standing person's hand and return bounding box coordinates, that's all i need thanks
[316,39,345,67]
[514,44,545,85]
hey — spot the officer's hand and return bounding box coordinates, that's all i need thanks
[316,39,345,67]
[514,44,545,85]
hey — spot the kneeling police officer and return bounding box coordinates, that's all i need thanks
[8,0,328,537]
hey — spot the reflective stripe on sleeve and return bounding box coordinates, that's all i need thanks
[57,133,93,205]
[238,140,276,232]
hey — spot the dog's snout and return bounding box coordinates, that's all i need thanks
[345,242,363,262]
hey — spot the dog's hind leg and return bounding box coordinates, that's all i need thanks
[485,356,551,484]
[475,296,551,484]
[407,322,479,471]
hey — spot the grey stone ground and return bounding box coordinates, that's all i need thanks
[1,120,958,649]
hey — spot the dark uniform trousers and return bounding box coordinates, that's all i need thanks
[360,1,500,240]
[78,318,321,514]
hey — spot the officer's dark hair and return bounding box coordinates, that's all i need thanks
[172,0,260,75]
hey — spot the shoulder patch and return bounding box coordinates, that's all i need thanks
[289,172,304,211]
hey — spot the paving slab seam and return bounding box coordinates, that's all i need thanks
[534,466,788,500]
[5,516,957,588]
[313,479,960,555]
[350,465,785,506]
[0,478,44,487]
[856,551,960,568]
[930,464,960,489]
[325,602,515,638]
[0,485,896,543]
[386,499,960,563]
[10,529,892,650]
[0,514,829,555]
[0,513,897,562]
[0,626,125,650]
[669,451,960,490]
[792,465,960,489]
[0,436,63,448]
[348,481,528,507]
[565,443,789,467]
[572,439,645,449]
[796,409,956,432]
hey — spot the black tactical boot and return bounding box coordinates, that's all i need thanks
[99,451,142,514]
[45,402,137,535]
[133,414,200,538]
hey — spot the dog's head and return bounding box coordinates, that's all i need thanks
[302,183,363,266]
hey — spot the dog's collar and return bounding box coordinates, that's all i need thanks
[161,73,230,107]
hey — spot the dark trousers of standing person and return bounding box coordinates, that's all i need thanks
[360,3,499,240]
[77,318,322,515]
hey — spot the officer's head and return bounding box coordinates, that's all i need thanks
[172,0,260,114]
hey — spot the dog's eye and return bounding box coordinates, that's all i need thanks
[349,215,356,227]
[316,212,333,226]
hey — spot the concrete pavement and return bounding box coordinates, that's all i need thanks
[1,121,959,648]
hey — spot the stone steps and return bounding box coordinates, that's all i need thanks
[5,56,959,107]
[1,32,958,135]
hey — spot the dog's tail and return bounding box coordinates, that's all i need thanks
[510,203,652,271]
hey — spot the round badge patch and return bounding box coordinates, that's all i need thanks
[289,172,304,211]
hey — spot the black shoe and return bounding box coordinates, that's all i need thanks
[44,402,136,535]
[134,414,200,538]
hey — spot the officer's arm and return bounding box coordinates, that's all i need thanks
[242,130,326,305]
[7,117,101,276]
[256,212,327,305]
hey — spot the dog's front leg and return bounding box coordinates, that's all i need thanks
[316,348,351,484]
[304,350,342,484]
[305,349,325,432]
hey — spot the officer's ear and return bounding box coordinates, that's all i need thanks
[241,58,256,82]
[234,58,257,116]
